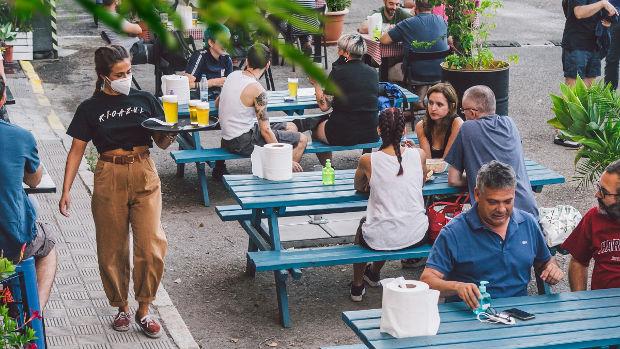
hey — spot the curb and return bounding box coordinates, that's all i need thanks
[19,60,200,349]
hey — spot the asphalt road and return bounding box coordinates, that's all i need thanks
[30,0,598,347]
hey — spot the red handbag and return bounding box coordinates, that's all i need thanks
[427,194,469,243]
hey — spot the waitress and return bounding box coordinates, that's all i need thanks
[59,45,174,339]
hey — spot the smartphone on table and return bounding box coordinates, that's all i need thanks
[503,308,535,320]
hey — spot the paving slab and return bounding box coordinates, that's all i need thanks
[5,63,198,348]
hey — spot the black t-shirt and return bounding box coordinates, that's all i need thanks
[67,89,163,153]
[562,0,600,51]
[325,59,379,145]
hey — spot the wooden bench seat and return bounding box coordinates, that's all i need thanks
[171,139,405,164]
[248,244,432,272]
[320,344,367,349]
[216,202,368,221]
[172,134,419,206]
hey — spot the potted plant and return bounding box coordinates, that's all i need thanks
[324,0,352,44]
[548,77,620,187]
[0,22,17,63]
[0,257,39,349]
[430,0,517,115]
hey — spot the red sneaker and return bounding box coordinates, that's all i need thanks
[136,314,162,338]
[112,311,131,332]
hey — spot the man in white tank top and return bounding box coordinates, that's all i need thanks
[216,44,307,172]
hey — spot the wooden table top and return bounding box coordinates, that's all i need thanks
[342,288,620,349]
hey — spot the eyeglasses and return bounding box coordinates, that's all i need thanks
[460,107,478,114]
[596,183,620,199]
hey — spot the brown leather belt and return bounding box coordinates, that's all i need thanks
[99,150,150,165]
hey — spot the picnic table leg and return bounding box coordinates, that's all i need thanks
[275,269,292,328]
[265,208,291,327]
[187,132,211,207]
[246,209,262,277]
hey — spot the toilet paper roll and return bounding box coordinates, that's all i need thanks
[251,143,293,181]
[380,278,440,338]
[263,143,293,181]
[161,75,190,105]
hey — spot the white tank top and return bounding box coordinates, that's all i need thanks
[219,70,260,140]
[362,148,429,250]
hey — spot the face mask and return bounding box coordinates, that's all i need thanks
[106,75,132,96]
[598,198,620,220]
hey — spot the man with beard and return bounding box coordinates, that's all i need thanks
[562,159,620,290]
[421,161,564,309]
[358,0,412,34]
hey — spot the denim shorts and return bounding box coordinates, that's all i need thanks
[562,48,601,78]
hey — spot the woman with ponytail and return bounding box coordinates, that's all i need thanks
[59,45,175,338]
[350,108,429,302]
[415,82,463,159]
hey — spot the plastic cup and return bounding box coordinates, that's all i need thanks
[189,99,200,125]
[196,101,210,126]
[288,78,299,100]
[162,95,178,125]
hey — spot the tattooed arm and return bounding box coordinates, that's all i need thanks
[311,81,333,112]
[254,88,277,144]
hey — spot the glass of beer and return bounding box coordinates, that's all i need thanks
[162,94,178,125]
[196,101,210,126]
[189,99,200,125]
[288,78,299,100]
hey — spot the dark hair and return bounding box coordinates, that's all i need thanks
[476,160,517,193]
[102,0,115,6]
[0,75,5,100]
[378,107,406,176]
[605,159,620,176]
[423,82,458,149]
[416,0,433,11]
[246,43,271,69]
[94,45,130,96]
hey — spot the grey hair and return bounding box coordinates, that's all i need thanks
[476,160,517,193]
[337,33,367,60]
[463,85,496,115]
[605,159,620,176]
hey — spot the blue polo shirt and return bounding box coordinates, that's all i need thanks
[0,120,40,258]
[426,204,551,300]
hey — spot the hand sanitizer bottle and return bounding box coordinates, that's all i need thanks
[322,159,335,185]
[473,281,491,315]
[199,74,209,102]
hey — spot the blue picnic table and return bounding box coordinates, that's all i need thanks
[220,159,565,327]
[177,87,420,118]
[340,288,620,349]
[173,86,420,206]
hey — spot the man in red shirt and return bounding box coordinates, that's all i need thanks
[562,159,620,290]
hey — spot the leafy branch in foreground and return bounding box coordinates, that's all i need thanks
[548,76,620,188]
[8,0,334,90]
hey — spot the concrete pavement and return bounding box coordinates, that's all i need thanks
[4,61,198,349]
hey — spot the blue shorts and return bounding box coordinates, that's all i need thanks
[562,49,601,79]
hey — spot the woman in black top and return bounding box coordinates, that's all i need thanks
[58,45,175,339]
[310,33,379,164]
[414,82,463,159]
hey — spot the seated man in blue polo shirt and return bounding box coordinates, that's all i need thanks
[420,161,564,310]
[0,76,57,311]
[184,23,234,100]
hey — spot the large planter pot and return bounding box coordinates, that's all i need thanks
[2,44,14,63]
[324,9,349,45]
[441,62,510,116]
